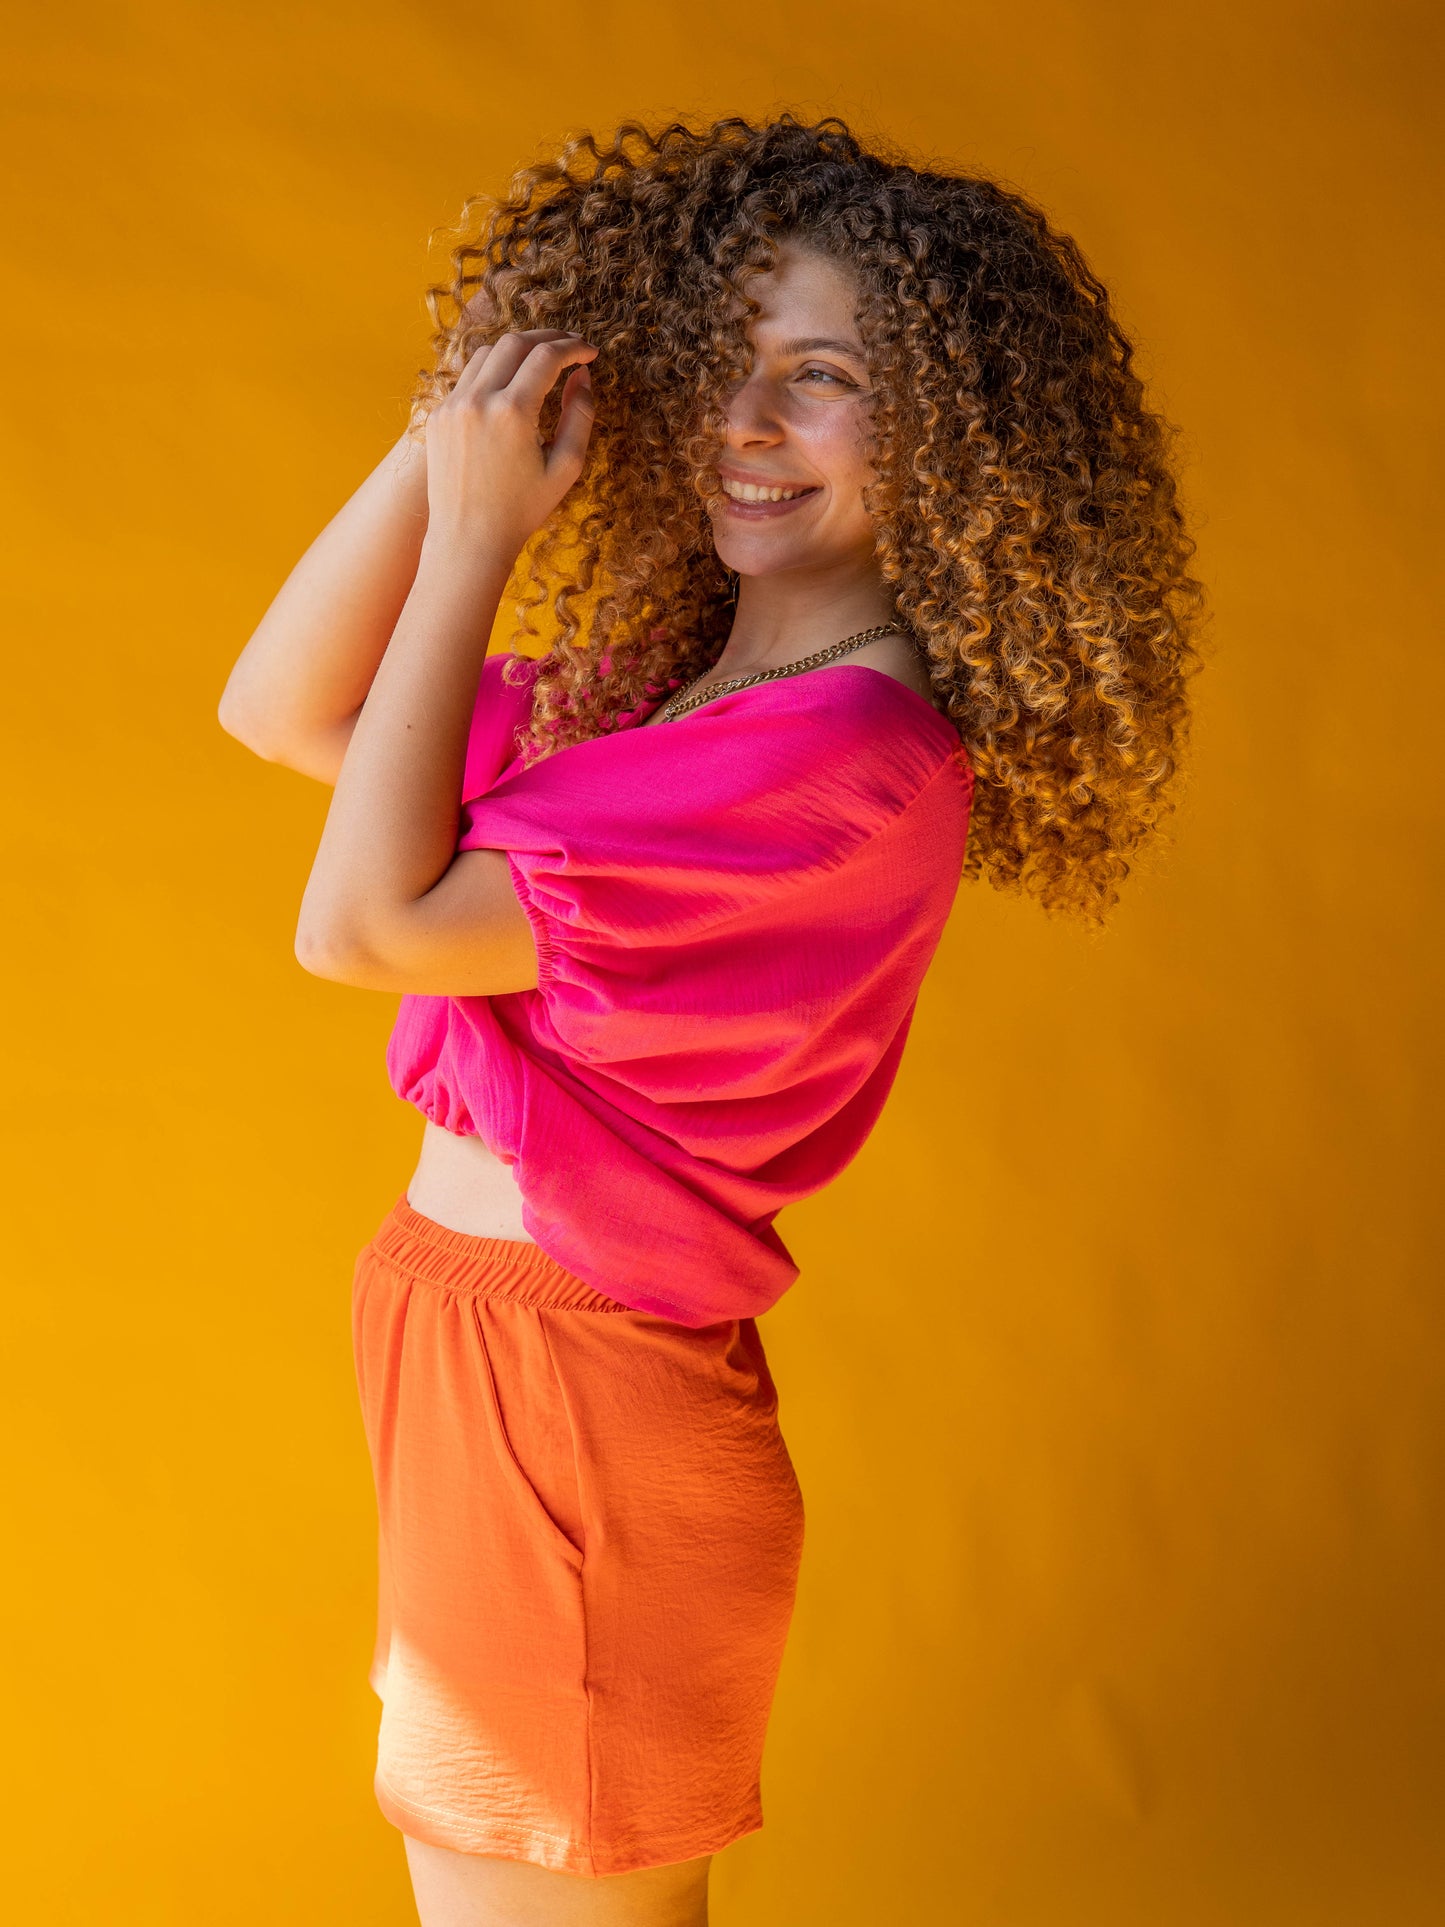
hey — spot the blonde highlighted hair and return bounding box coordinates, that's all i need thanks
[409,114,1207,923]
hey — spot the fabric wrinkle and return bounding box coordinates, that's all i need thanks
[351,1192,804,1876]
[385,651,972,1327]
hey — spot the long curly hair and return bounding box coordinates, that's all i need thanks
[407,114,1207,923]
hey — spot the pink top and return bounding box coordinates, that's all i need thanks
[386,652,973,1327]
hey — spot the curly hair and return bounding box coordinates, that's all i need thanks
[407,114,1207,923]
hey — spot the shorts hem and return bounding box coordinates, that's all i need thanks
[374,1770,764,1878]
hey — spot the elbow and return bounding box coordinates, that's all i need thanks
[294,923,338,981]
[218,685,281,760]
[220,693,355,783]
[294,906,404,988]
[294,914,367,984]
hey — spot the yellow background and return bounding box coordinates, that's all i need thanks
[4,3,1441,1921]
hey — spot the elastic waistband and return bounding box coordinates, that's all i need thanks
[365,1192,632,1312]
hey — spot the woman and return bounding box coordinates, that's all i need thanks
[220,115,1202,1927]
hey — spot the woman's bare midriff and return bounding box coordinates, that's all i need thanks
[406,1119,535,1242]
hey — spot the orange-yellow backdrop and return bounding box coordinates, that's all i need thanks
[4,3,1441,1922]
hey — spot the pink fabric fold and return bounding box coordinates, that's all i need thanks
[385,652,973,1325]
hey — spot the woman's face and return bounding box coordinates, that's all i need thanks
[708,242,879,581]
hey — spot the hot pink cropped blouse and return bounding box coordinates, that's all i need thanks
[385,651,973,1327]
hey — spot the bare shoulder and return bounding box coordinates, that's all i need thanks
[849,629,941,710]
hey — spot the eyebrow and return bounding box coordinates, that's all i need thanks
[773,335,869,362]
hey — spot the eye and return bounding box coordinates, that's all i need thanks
[796,363,859,390]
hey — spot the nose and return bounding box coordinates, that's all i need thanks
[722,369,784,449]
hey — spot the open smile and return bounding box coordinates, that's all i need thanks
[717,474,823,519]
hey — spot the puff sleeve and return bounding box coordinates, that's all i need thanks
[388,657,973,1323]
[455,666,972,1113]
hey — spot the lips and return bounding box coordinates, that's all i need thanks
[716,473,822,519]
[720,476,816,503]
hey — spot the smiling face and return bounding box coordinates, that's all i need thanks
[707,242,879,582]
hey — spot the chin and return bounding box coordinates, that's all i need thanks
[714,541,808,577]
[712,530,853,578]
[710,506,875,582]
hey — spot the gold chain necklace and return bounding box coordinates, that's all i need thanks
[654,624,906,723]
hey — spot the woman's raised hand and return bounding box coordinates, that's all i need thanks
[421,328,597,567]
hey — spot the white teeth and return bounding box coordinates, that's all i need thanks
[722,478,808,502]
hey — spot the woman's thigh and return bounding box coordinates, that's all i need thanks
[404,1837,712,1927]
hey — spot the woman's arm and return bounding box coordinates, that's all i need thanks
[218,291,498,785]
[217,429,430,785]
[293,328,596,998]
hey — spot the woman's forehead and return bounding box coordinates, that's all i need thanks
[744,244,864,345]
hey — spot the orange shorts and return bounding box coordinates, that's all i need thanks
[351,1193,806,1877]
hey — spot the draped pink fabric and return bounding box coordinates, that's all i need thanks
[385,652,973,1326]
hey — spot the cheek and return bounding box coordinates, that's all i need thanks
[805,402,870,470]
[795,408,873,505]
[827,434,877,542]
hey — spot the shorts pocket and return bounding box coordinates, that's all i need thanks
[468,1300,585,1574]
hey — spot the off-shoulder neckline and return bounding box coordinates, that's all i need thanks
[486,655,961,791]
[493,648,949,732]
[638,660,954,736]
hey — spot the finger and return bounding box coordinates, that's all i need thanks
[454,321,585,389]
[505,335,598,417]
[449,337,495,394]
[453,327,584,398]
[451,330,530,396]
[546,364,596,476]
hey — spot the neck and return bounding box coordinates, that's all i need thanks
[715,558,897,674]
